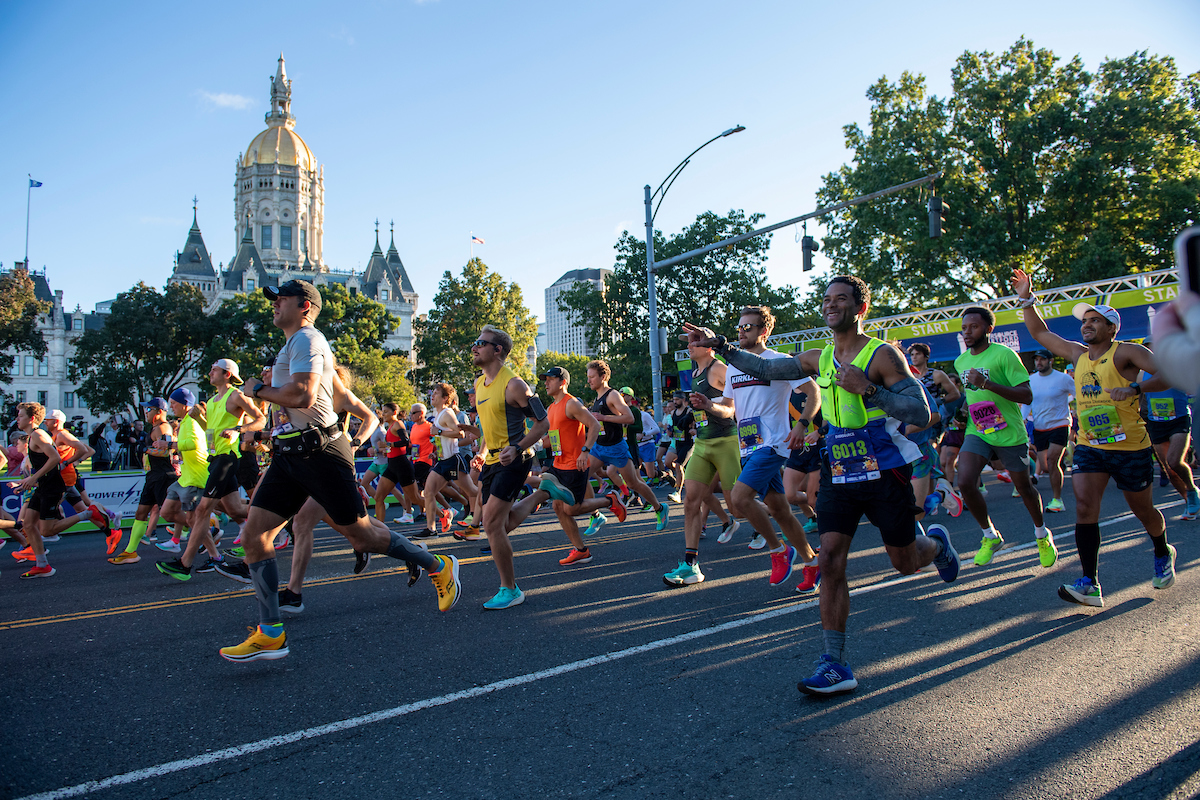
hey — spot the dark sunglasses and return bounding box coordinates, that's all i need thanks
[472,338,500,350]
[736,323,762,332]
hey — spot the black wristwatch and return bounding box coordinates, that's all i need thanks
[863,384,879,398]
[1129,382,1141,395]
[581,446,591,452]
[250,381,265,399]
[351,437,362,448]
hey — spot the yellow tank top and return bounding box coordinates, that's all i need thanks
[474,365,529,465]
[206,387,244,457]
[1074,343,1148,451]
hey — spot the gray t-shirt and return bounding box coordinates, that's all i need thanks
[274,324,337,429]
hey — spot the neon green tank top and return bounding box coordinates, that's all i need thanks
[818,339,889,430]
[206,387,243,456]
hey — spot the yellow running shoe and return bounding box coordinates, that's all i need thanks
[219,626,289,662]
[973,534,1005,566]
[1037,534,1059,568]
[108,551,141,565]
[429,554,461,612]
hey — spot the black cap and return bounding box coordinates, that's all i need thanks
[538,366,570,382]
[1033,349,1052,359]
[671,390,685,399]
[264,280,322,313]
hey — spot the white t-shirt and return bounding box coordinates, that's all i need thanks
[1028,369,1075,431]
[722,348,808,458]
[369,426,389,465]
[273,324,337,429]
[431,406,460,461]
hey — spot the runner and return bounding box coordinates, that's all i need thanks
[661,392,695,504]
[783,382,823,594]
[372,403,420,525]
[39,409,116,549]
[12,403,66,579]
[586,360,668,531]
[468,325,573,609]
[1028,348,1075,513]
[1013,269,1176,606]
[1140,339,1199,519]
[953,306,1057,569]
[687,276,958,696]
[215,280,460,661]
[906,342,961,412]
[421,384,470,538]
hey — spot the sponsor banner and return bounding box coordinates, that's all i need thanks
[1,470,145,532]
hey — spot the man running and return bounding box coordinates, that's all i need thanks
[954,306,1057,569]
[1139,339,1199,519]
[688,276,958,696]
[1014,269,1176,606]
[12,403,65,579]
[40,409,116,549]
[215,280,460,661]
[906,342,961,410]
[1028,348,1075,513]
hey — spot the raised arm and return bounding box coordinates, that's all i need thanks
[1012,268,1086,363]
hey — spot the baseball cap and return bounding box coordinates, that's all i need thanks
[169,387,197,406]
[538,366,570,382]
[1072,302,1121,333]
[619,386,635,396]
[212,358,244,385]
[47,409,67,422]
[264,279,322,313]
[1032,349,1052,359]
[671,391,685,399]
[142,397,169,411]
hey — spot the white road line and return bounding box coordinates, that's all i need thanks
[18,499,1183,800]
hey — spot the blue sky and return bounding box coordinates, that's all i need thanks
[2,0,1197,321]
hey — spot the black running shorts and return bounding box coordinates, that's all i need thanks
[381,454,415,488]
[203,452,242,500]
[480,457,532,504]
[252,433,365,526]
[816,459,920,548]
[547,465,589,505]
[139,471,175,508]
[1072,445,1154,493]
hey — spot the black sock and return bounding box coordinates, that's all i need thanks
[684,548,698,566]
[1149,533,1170,558]
[1074,523,1101,583]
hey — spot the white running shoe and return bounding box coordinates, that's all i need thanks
[747,534,767,550]
[717,519,741,544]
[398,512,415,524]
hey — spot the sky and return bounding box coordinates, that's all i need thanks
[2,0,1197,322]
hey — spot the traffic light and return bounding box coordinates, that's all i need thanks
[663,373,679,392]
[802,235,819,272]
[929,195,948,238]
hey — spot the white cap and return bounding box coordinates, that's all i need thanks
[48,409,66,422]
[1072,302,1121,333]
[212,358,244,385]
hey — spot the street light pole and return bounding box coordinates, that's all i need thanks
[644,126,745,421]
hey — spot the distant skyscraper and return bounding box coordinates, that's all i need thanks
[544,268,609,356]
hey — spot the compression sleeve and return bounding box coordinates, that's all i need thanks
[720,347,806,381]
[871,376,932,427]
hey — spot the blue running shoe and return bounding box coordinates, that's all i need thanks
[584,512,607,537]
[797,655,858,696]
[926,523,959,582]
[1183,492,1199,521]
[1153,544,1177,589]
[655,503,669,531]
[483,586,525,609]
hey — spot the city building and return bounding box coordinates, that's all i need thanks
[544,268,609,356]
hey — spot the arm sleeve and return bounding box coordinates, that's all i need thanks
[722,348,806,381]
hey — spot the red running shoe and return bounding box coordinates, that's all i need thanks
[996,471,1013,484]
[440,508,453,533]
[608,492,627,523]
[21,564,55,579]
[795,565,821,595]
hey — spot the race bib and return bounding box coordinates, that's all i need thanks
[827,429,880,484]
[738,416,765,457]
[968,401,1008,435]
[695,410,708,428]
[1082,405,1126,445]
[1149,398,1177,422]
[548,429,562,457]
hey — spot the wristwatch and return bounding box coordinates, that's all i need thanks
[581,446,591,452]
[863,384,879,398]
[350,437,362,447]
[250,381,265,398]
[1129,382,1141,395]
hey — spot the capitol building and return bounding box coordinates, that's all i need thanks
[168,55,418,354]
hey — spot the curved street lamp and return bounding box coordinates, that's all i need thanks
[644,125,745,420]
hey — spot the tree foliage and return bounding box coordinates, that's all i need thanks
[532,350,598,408]
[817,39,1200,314]
[557,210,815,400]
[68,282,211,417]
[412,258,539,392]
[0,268,49,384]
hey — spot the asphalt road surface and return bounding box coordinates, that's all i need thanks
[2,471,1198,800]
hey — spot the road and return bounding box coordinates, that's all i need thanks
[1,472,1197,800]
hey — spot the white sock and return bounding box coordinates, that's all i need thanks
[1034,525,1050,540]
[769,544,786,554]
[982,526,1000,539]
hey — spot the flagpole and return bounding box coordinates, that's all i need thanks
[25,175,33,265]
[470,231,474,261]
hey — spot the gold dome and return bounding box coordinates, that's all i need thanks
[242,126,315,171]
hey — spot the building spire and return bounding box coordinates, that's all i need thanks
[190,196,200,233]
[267,53,294,128]
[372,219,383,255]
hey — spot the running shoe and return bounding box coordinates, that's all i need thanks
[274,530,291,550]
[641,501,656,512]
[926,524,959,582]
[1058,576,1104,607]
[559,548,593,566]
[156,558,191,582]
[655,504,669,531]
[214,560,252,584]
[440,508,454,533]
[663,561,704,586]
[429,554,461,612]
[483,585,525,610]
[1037,533,1059,568]
[1046,498,1066,513]
[41,533,61,543]
[108,551,140,565]
[979,483,988,496]
[357,485,372,507]
[795,565,821,595]
[718,519,741,544]
[156,539,182,553]
[769,545,798,586]
[608,492,627,523]
[797,655,857,696]
[1011,486,1021,498]
[936,478,964,517]
[747,534,767,550]
[1153,544,1178,589]
[398,512,415,524]
[413,527,438,539]
[584,513,607,537]
[452,526,485,542]
[11,545,40,561]
[667,491,682,504]
[802,517,819,535]
[406,560,422,587]
[538,473,576,505]
[195,556,223,574]
[456,515,476,528]
[354,549,371,574]
[973,534,1005,566]
[996,470,1013,483]
[219,626,288,662]
[1187,492,1200,519]
[20,564,55,579]
[1159,469,1170,487]
[223,546,246,560]
[278,588,305,615]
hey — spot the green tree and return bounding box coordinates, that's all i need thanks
[0,268,49,384]
[557,210,813,399]
[817,39,1200,313]
[532,351,598,407]
[412,258,539,391]
[68,282,212,416]
[337,338,419,409]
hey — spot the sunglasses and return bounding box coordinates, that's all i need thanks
[472,339,500,350]
[736,323,762,333]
